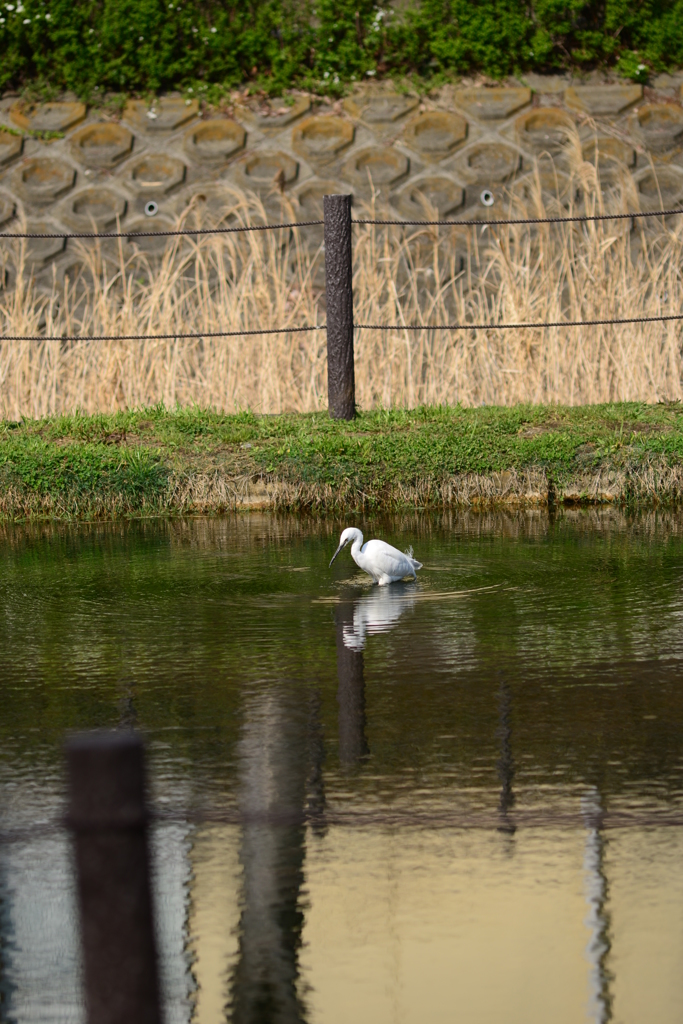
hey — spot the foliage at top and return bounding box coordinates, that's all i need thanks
[0,0,682,99]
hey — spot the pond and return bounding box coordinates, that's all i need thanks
[1,510,683,1024]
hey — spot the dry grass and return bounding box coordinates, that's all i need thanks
[2,127,683,418]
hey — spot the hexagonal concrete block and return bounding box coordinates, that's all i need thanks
[515,109,575,155]
[457,141,522,182]
[635,105,683,154]
[637,167,683,208]
[511,166,574,208]
[12,158,77,206]
[125,217,175,255]
[652,74,683,91]
[342,147,410,189]
[63,188,128,231]
[343,90,418,123]
[292,116,354,165]
[124,98,199,133]
[260,192,303,227]
[235,96,311,131]
[565,84,642,116]
[70,123,134,169]
[184,119,246,164]
[10,100,86,134]
[523,73,569,95]
[460,182,513,216]
[395,176,465,218]
[55,255,120,297]
[292,180,335,253]
[24,220,67,266]
[582,137,636,174]
[295,179,345,220]
[231,151,299,192]
[128,155,186,194]
[0,192,16,228]
[403,111,468,160]
[128,195,177,221]
[454,87,531,121]
[396,227,471,283]
[173,183,242,223]
[0,129,23,166]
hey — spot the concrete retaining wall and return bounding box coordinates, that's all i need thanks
[2,75,683,290]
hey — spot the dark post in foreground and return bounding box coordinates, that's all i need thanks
[323,193,355,420]
[66,731,162,1024]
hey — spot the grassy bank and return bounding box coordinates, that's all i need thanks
[2,402,683,519]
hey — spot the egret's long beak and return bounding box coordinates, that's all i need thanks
[329,540,347,567]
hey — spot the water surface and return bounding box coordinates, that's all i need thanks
[1,510,683,1024]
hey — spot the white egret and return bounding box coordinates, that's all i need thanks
[329,528,422,585]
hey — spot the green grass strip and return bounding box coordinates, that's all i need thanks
[3,401,683,520]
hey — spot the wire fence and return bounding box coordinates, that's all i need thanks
[357,313,683,331]
[4,313,683,343]
[1,205,682,240]
[1,326,323,342]
[354,208,683,227]
[0,219,324,240]
[2,194,683,417]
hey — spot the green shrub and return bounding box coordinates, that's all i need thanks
[0,0,682,98]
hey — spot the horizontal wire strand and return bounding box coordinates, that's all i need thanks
[0,219,324,240]
[5,313,683,342]
[354,208,683,228]
[0,207,682,241]
[1,325,324,341]
[356,313,683,330]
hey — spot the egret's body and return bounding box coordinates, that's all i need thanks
[329,528,422,585]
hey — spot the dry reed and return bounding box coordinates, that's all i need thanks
[1,127,683,418]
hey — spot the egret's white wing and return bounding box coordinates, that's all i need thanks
[363,539,406,559]
[362,539,415,577]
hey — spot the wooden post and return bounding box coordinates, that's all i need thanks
[324,194,356,420]
[66,731,162,1024]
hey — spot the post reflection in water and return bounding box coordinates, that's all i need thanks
[496,678,516,837]
[0,854,15,1023]
[335,602,368,766]
[339,584,418,653]
[229,690,315,1024]
[582,789,613,1024]
[6,513,683,1023]
[335,583,418,764]
[306,692,327,837]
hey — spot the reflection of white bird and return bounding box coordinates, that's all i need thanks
[329,527,422,585]
[343,584,417,651]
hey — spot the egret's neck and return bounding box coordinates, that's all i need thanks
[350,530,364,560]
